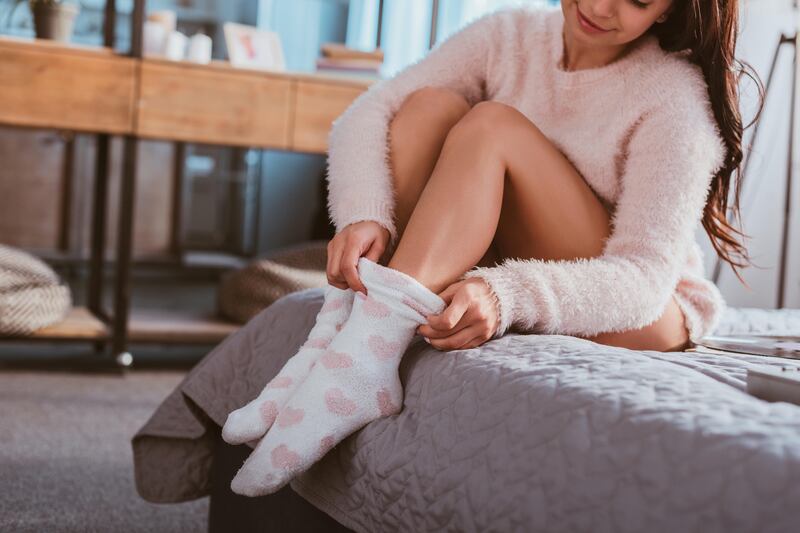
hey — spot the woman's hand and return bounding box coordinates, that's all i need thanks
[417,278,500,351]
[327,220,391,294]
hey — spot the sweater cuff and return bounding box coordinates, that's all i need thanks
[332,200,398,251]
[460,264,530,339]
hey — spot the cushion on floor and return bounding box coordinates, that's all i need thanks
[0,244,71,335]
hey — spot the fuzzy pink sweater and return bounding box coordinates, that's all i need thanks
[325,6,728,345]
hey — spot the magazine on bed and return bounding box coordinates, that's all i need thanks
[689,334,800,360]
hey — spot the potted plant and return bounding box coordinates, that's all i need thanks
[3,0,79,42]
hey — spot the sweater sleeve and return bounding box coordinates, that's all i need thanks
[325,10,501,251]
[461,78,728,339]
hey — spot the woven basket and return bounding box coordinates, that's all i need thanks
[0,244,72,335]
[218,240,330,324]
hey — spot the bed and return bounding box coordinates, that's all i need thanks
[132,288,800,533]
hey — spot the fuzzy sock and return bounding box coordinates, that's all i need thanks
[221,284,356,445]
[229,257,446,496]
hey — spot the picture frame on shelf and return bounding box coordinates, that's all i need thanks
[223,22,285,72]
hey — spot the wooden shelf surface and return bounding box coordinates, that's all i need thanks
[140,56,375,89]
[127,309,240,344]
[0,35,116,57]
[0,306,241,345]
[1,306,110,341]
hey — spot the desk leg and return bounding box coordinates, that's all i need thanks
[89,134,111,356]
[111,135,138,367]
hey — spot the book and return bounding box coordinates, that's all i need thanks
[315,57,383,71]
[320,42,384,61]
[691,334,800,360]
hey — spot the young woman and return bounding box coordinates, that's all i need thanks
[326,0,760,353]
[222,0,763,496]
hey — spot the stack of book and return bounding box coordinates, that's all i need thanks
[316,43,384,79]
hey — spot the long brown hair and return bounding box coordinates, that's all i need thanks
[649,0,765,285]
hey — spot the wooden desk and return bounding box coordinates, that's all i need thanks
[0,36,136,134]
[0,36,376,355]
[135,58,371,153]
[137,60,293,149]
[0,36,373,151]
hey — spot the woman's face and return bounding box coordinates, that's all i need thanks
[560,0,675,45]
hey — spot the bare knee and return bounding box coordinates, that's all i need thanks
[449,101,527,138]
[391,87,471,133]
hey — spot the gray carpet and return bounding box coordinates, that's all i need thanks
[0,368,209,532]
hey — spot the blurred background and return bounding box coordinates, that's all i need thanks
[0,0,567,367]
[0,0,797,531]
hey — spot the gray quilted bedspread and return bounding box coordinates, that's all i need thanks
[132,289,800,533]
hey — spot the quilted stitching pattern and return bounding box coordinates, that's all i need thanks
[132,289,800,532]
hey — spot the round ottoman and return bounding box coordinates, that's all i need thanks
[218,240,329,324]
[0,244,72,335]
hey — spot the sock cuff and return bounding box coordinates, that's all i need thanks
[324,284,351,299]
[357,257,445,316]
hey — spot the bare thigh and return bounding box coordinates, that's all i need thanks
[472,101,691,353]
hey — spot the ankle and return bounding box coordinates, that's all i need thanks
[384,260,443,295]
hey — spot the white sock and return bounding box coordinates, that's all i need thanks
[229,257,446,496]
[221,284,355,445]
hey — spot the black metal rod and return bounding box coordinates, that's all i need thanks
[776,33,797,308]
[58,133,75,253]
[376,0,384,49]
[88,0,117,339]
[130,0,144,57]
[103,0,116,48]
[112,136,137,359]
[88,135,110,321]
[111,0,145,361]
[170,142,185,257]
[252,150,264,258]
[429,0,439,49]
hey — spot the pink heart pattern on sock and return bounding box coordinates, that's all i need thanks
[319,297,345,313]
[260,400,278,425]
[306,336,333,349]
[320,349,353,369]
[227,266,444,496]
[319,435,336,456]
[276,406,305,428]
[368,334,403,361]
[358,292,392,318]
[377,387,399,416]
[271,444,302,469]
[266,376,293,389]
[325,387,357,416]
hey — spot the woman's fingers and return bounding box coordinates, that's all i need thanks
[421,291,471,338]
[340,240,367,294]
[327,222,391,292]
[326,239,348,290]
[363,237,385,264]
[427,323,486,351]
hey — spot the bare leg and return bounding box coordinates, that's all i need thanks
[385,87,501,268]
[386,100,690,352]
[386,102,515,293]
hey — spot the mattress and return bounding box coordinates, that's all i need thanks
[132,288,800,532]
